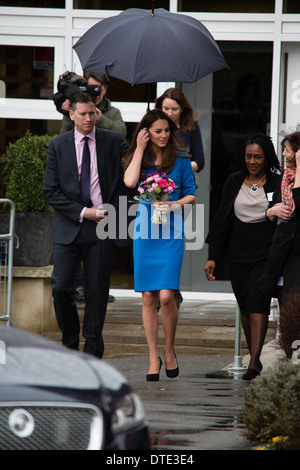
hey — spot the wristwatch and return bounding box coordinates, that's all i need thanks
[174,202,181,211]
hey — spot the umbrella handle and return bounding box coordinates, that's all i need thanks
[151,0,155,16]
[105,63,114,81]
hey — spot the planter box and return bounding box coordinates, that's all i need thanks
[0,211,53,267]
[6,266,59,335]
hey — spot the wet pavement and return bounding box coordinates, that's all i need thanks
[107,353,256,451]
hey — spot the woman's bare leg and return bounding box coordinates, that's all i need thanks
[142,290,161,374]
[160,289,178,370]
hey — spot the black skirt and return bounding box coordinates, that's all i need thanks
[228,217,276,315]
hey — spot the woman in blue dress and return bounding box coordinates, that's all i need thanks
[155,87,205,308]
[123,110,196,381]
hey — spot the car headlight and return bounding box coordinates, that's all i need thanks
[111,392,145,433]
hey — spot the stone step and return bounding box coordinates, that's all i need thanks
[45,326,275,357]
[44,297,277,357]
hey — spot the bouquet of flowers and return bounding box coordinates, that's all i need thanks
[137,171,176,224]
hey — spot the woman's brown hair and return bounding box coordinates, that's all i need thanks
[155,87,198,133]
[281,130,300,154]
[122,109,187,177]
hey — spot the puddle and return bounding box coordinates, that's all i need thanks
[205,370,245,380]
[149,429,191,449]
[149,412,245,449]
[139,367,249,449]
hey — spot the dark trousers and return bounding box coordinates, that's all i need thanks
[51,220,115,358]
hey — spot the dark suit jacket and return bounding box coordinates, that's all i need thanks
[43,127,130,246]
[205,170,281,263]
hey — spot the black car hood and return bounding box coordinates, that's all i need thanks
[0,325,128,393]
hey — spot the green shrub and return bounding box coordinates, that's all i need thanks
[1,130,56,211]
[243,361,300,449]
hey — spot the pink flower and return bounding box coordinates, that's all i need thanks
[159,179,168,188]
[137,172,176,204]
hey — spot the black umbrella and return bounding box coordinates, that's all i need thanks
[73,6,228,85]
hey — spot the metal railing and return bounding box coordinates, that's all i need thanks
[227,303,247,376]
[0,199,15,326]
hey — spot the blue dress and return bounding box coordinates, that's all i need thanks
[133,156,196,292]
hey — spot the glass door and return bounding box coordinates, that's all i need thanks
[181,41,273,292]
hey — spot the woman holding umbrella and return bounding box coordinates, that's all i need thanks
[123,109,196,381]
[155,87,205,173]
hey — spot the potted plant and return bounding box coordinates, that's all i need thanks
[0,130,57,266]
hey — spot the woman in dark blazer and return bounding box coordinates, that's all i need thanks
[249,131,300,322]
[204,134,281,380]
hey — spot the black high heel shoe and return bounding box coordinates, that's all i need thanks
[146,357,162,382]
[242,368,260,381]
[165,353,179,378]
[242,359,263,381]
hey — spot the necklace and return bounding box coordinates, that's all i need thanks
[249,174,266,192]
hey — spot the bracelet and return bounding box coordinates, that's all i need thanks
[174,201,181,211]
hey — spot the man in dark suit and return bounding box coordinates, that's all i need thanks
[43,92,129,358]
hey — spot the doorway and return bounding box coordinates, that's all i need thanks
[110,41,274,293]
[181,41,273,293]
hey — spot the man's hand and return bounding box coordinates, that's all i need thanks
[83,207,108,223]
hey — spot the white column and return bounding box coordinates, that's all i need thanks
[269,0,283,153]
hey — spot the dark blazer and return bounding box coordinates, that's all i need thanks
[43,127,129,246]
[267,177,300,257]
[205,170,282,263]
[253,184,300,299]
[178,122,205,172]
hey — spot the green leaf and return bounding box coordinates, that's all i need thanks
[0,130,57,211]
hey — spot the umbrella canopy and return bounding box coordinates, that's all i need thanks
[73,7,228,85]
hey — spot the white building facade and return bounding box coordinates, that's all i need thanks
[0,0,299,294]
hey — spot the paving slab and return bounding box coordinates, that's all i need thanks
[106,354,257,451]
